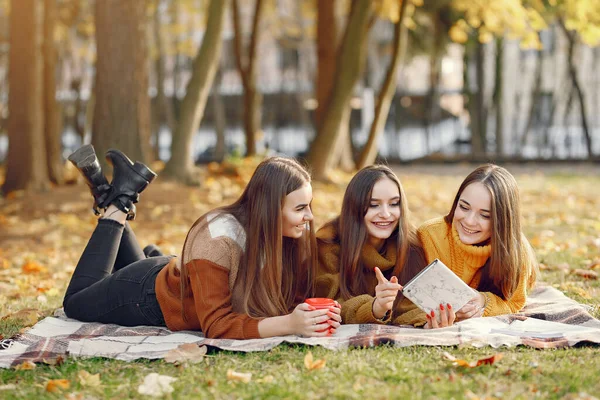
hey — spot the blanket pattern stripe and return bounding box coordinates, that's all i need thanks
[1,286,599,368]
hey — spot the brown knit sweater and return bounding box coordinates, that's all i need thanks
[315,223,426,325]
[155,213,264,339]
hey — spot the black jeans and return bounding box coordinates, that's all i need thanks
[63,219,172,327]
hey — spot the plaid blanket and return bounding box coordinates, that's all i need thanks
[1,286,599,368]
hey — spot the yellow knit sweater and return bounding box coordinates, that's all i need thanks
[315,223,426,325]
[417,217,531,320]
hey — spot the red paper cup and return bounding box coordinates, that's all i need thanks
[305,298,338,333]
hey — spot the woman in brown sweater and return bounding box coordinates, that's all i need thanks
[315,165,426,325]
[63,145,341,339]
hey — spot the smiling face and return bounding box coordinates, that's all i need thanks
[281,182,314,239]
[363,177,401,250]
[452,181,492,245]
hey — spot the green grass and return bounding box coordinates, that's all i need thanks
[1,345,599,399]
[1,169,600,399]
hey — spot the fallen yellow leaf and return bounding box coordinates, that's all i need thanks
[14,361,36,370]
[45,379,70,393]
[573,269,598,280]
[77,370,101,387]
[304,351,326,371]
[21,260,48,274]
[2,308,40,327]
[443,351,503,368]
[226,369,252,383]
[164,343,207,364]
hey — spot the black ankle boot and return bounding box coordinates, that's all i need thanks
[68,144,111,215]
[102,149,157,220]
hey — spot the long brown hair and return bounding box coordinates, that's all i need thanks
[180,157,317,318]
[444,164,537,300]
[323,165,423,300]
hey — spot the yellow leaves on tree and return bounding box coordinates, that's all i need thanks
[448,0,546,49]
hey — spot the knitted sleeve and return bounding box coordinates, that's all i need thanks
[314,240,342,300]
[481,263,531,316]
[392,297,427,327]
[341,294,391,324]
[186,254,263,339]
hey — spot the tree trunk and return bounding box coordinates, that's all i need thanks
[92,0,151,167]
[493,37,504,157]
[153,0,176,161]
[315,0,337,129]
[306,0,373,181]
[44,0,64,184]
[519,44,542,156]
[3,0,49,193]
[232,0,265,156]
[212,67,227,162]
[468,41,487,157]
[357,0,408,169]
[162,0,229,183]
[559,20,593,159]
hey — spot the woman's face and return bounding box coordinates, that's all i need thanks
[363,177,401,249]
[281,182,313,239]
[452,181,492,245]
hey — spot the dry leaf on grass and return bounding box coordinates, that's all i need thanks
[304,351,326,371]
[137,373,177,397]
[2,308,40,327]
[14,361,36,370]
[21,260,48,274]
[42,356,65,366]
[443,352,503,368]
[45,379,70,393]
[226,369,252,383]
[256,375,275,383]
[573,269,598,280]
[78,370,101,387]
[0,384,17,391]
[164,343,207,364]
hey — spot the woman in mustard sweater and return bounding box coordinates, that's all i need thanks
[418,164,538,328]
[315,165,426,325]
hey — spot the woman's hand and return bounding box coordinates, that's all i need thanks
[455,292,486,321]
[288,303,337,337]
[423,303,456,329]
[372,267,403,319]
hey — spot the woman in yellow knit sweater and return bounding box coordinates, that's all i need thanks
[315,165,426,325]
[418,164,538,328]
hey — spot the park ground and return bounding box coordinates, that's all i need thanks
[0,161,599,399]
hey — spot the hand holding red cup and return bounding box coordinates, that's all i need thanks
[305,298,342,335]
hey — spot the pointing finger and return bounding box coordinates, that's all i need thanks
[374,267,388,284]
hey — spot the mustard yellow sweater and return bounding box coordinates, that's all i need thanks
[417,217,532,321]
[315,223,426,325]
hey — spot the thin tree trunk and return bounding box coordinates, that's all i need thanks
[162,0,229,183]
[232,0,265,156]
[493,37,504,157]
[212,67,227,162]
[3,0,49,193]
[519,45,542,155]
[469,41,487,157]
[153,0,176,161]
[44,0,64,184]
[559,19,593,159]
[315,0,337,129]
[357,0,408,169]
[92,0,151,166]
[306,0,373,181]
